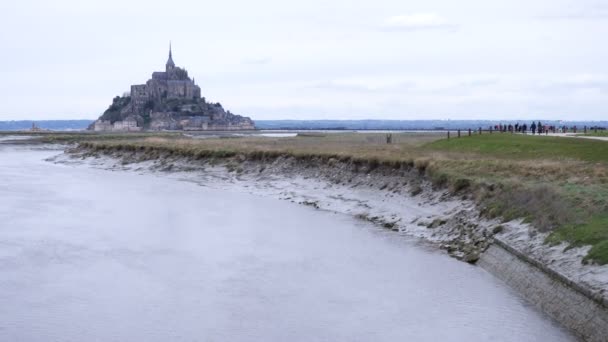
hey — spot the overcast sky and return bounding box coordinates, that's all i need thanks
[1,0,607,121]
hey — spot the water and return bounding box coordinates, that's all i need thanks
[0,145,575,341]
[185,131,298,139]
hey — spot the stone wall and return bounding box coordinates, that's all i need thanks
[131,84,149,112]
[167,80,199,99]
[113,119,140,131]
[92,119,142,132]
[93,120,112,132]
[478,240,608,341]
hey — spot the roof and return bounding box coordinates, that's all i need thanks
[166,43,175,68]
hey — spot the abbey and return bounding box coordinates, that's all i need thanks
[130,45,201,113]
[91,46,255,131]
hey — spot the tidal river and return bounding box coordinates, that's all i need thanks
[0,144,575,341]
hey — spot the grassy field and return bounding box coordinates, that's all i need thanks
[428,134,608,162]
[582,131,608,137]
[9,130,607,264]
[426,135,608,264]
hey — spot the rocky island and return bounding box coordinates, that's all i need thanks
[90,45,255,131]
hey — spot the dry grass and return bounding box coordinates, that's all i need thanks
[80,132,608,188]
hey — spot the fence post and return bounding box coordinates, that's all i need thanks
[468,128,471,136]
[458,129,461,138]
[584,126,587,134]
[490,127,493,134]
[447,131,450,140]
[479,127,482,135]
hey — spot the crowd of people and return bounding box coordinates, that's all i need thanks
[490,122,583,135]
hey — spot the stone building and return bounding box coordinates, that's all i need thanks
[112,116,141,131]
[93,116,141,132]
[90,45,255,132]
[93,120,112,131]
[131,44,202,113]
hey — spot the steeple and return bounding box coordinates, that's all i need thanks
[166,42,175,71]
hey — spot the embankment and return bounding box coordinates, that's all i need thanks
[61,143,608,341]
[479,240,608,341]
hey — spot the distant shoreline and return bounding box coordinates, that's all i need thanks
[1,119,607,132]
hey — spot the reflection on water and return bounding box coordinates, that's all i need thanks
[0,146,574,341]
[0,135,34,142]
[185,132,298,139]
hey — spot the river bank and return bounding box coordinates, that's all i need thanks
[52,141,608,340]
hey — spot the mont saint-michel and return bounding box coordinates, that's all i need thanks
[91,46,255,131]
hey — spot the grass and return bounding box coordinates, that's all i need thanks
[22,130,608,264]
[427,133,608,162]
[82,132,442,164]
[427,134,608,263]
[582,131,608,137]
[547,215,608,264]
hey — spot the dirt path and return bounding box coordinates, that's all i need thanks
[545,133,608,142]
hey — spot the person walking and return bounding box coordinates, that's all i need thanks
[531,122,536,135]
[537,121,542,135]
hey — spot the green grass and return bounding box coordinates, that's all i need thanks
[422,136,608,217]
[428,134,608,264]
[547,215,608,265]
[427,133,608,162]
[582,131,608,137]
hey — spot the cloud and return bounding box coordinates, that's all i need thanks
[310,80,373,92]
[537,2,608,20]
[308,77,417,92]
[381,13,456,31]
[241,57,272,65]
[528,76,608,95]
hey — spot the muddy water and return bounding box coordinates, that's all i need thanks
[0,145,575,341]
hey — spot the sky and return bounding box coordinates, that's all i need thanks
[0,0,607,121]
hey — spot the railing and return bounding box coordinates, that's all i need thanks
[444,125,604,140]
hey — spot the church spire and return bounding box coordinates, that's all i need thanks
[166,41,175,71]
